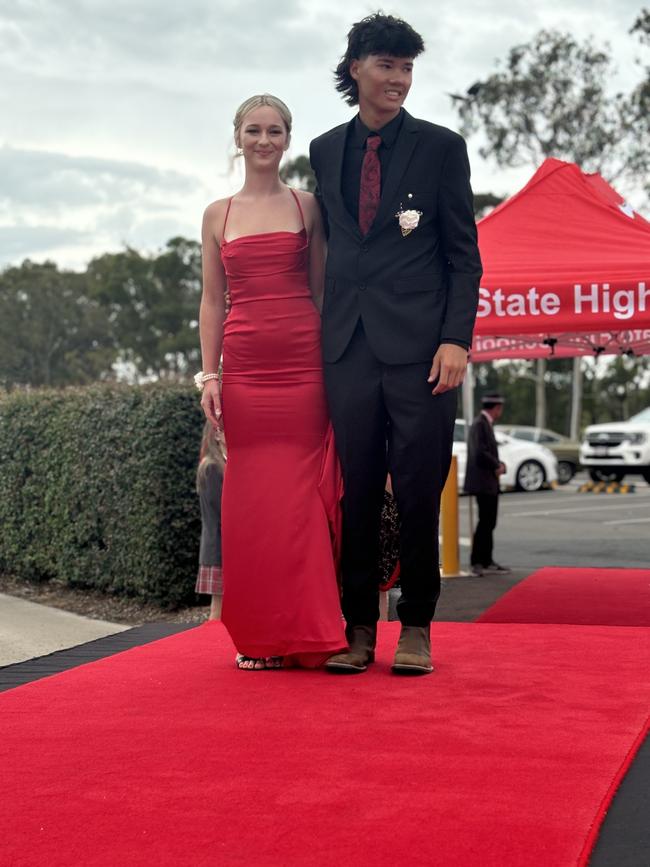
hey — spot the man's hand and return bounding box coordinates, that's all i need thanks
[496,462,507,477]
[428,343,468,395]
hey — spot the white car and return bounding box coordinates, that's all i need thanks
[453,419,558,492]
[579,407,650,484]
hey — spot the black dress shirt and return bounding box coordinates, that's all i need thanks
[341,109,405,222]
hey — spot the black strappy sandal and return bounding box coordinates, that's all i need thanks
[235,654,267,670]
[264,656,284,669]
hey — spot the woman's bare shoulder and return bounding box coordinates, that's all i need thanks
[202,198,233,245]
[203,197,231,223]
[291,188,316,207]
[291,188,320,222]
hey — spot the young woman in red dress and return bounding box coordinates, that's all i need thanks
[197,94,346,670]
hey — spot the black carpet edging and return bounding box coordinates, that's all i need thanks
[0,624,647,866]
[0,622,197,691]
[589,731,649,867]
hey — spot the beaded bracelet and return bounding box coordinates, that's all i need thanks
[194,371,219,391]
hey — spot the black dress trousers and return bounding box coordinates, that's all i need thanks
[470,493,499,567]
[324,322,457,627]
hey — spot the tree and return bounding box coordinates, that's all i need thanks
[150,237,203,378]
[473,192,504,219]
[0,261,113,389]
[280,156,316,192]
[451,25,650,199]
[85,238,202,381]
[582,356,650,424]
[472,357,584,434]
[0,239,204,390]
[452,18,650,430]
[621,10,650,199]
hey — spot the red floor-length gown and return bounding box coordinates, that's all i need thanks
[219,190,346,665]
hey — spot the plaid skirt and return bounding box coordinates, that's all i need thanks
[195,565,223,595]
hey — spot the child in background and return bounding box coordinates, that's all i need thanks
[195,421,226,620]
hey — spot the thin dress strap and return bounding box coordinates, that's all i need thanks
[289,188,306,231]
[221,197,234,239]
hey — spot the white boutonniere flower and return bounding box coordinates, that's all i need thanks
[395,205,422,237]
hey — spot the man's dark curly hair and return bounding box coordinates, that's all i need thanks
[334,13,425,106]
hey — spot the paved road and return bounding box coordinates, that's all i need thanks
[0,594,129,667]
[458,472,650,571]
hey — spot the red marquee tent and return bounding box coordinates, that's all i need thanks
[471,158,650,361]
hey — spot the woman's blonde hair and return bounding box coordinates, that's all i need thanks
[233,94,292,148]
[196,420,226,491]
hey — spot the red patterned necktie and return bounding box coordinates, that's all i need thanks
[359,135,381,235]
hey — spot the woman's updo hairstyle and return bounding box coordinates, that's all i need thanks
[233,94,292,150]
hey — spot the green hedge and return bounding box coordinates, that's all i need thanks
[0,383,204,607]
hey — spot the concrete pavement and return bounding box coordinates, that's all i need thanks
[0,593,129,666]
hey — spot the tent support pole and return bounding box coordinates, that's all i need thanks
[535,358,547,428]
[570,356,582,440]
[462,364,475,551]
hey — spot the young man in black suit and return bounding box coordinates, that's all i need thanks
[310,13,482,674]
[464,394,512,576]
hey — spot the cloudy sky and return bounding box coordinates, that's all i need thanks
[0,0,645,270]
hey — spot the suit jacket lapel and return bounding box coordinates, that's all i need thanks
[327,122,362,240]
[369,111,420,238]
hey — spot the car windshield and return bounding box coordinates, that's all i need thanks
[628,407,650,424]
[512,429,536,441]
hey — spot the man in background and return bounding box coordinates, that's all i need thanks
[465,394,511,576]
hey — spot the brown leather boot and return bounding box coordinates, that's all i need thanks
[325,625,377,673]
[392,625,434,675]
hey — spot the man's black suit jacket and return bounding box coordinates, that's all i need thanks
[464,413,500,496]
[309,110,483,365]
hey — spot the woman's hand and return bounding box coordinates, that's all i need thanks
[201,379,223,431]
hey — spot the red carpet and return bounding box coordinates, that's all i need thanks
[1,621,648,867]
[477,567,650,626]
